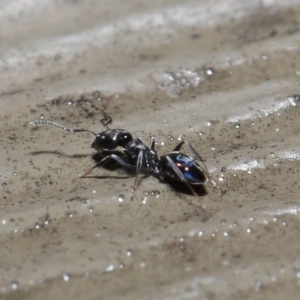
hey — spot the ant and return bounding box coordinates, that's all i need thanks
[29,111,220,198]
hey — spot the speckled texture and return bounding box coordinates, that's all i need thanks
[1,0,300,299]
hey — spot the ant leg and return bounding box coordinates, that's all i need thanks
[100,110,113,129]
[149,136,156,151]
[173,141,198,156]
[165,156,199,197]
[173,141,223,193]
[134,151,144,185]
[79,154,133,178]
[131,150,144,200]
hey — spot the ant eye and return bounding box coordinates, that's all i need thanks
[91,134,116,150]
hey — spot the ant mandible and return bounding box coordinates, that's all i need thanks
[29,110,219,198]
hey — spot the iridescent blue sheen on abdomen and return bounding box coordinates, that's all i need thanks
[160,153,206,184]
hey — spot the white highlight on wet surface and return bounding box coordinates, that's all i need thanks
[228,160,265,171]
[262,206,300,216]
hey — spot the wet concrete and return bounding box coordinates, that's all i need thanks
[1,0,300,299]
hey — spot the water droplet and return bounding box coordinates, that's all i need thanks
[11,281,19,290]
[232,222,238,228]
[198,231,203,237]
[255,280,262,291]
[1,220,7,225]
[151,190,160,196]
[167,135,174,141]
[118,194,124,202]
[247,228,251,233]
[92,190,96,194]
[142,197,148,204]
[105,265,114,272]
[40,114,44,119]
[29,279,34,285]
[223,232,228,237]
[127,250,132,256]
[13,172,17,176]
[206,68,215,76]
[234,123,240,129]
[63,274,70,281]
[140,262,146,268]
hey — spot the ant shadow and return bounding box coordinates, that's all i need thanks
[28,150,132,179]
[29,150,90,159]
[29,150,124,170]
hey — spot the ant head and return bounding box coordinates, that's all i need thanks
[91,129,133,151]
[28,119,133,151]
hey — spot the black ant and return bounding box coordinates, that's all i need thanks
[29,111,220,198]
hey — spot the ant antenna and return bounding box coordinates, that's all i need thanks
[28,120,97,136]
